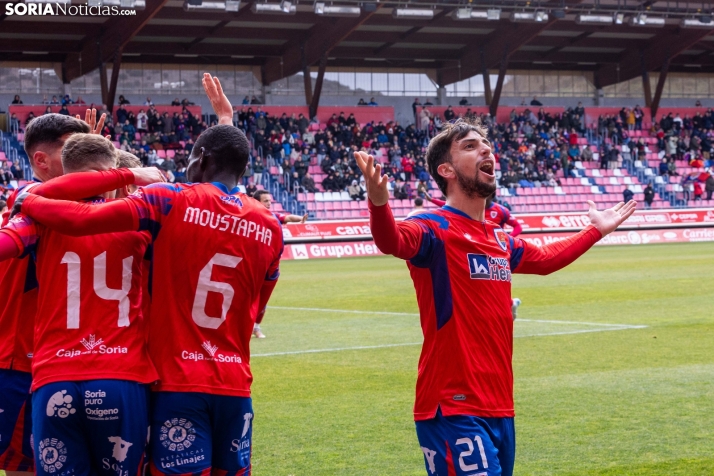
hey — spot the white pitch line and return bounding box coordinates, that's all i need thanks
[253,327,646,357]
[267,306,647,329]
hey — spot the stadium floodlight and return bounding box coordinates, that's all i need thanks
[251,2,296,14]
[487,8,500,20]
[576,14,613,25]
[614,12,625,24]
[183,0,226,11]
[225,0,240,11]
[629,13,665,27]
[510,10,548,22]
[314,3,361,17]
[392,8,434,19]
[452,8,488,20]
[681,17,713,28]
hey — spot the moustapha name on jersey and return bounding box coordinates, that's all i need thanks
[183,206,273,246]
[181,341,243,364]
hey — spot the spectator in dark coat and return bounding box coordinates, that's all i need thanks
[643,184,655,208]
[623,185,634,203]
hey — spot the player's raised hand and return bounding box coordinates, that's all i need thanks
[587,200,637,236]
[202,73,234,126]
[76,108,106,135]
[354,151,389,206]
[130,166,167,186]
[301,213,308,223]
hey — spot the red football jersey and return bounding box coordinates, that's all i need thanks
[485,202,509,228]
[369,203,601,420]
[0,185,37,372]
[0,204,157,391]
[125,182,283,397]
[274,211,288,224]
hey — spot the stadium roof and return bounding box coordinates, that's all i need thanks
[3,0,714,113]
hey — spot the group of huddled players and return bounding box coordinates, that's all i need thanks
[0,73,636,476]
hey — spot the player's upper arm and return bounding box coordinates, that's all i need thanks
[402,217,441,266]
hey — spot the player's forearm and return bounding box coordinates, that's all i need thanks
[368,199,421,260]
[256,279,278,324]
[0,232,21,262]
[507,218,523,237]
[430,197,446,207]
[33,169,135,200]
[517,225,602,275]
[21,195,136,236]
[285,215,302,223]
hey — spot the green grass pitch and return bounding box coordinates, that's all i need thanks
[2,242,711,476]
[248,242,714,475]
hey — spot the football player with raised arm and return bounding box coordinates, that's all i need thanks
[0,111,153,474]
[14,74,284,475]
[354,118,636,476]
[0,134,164,476]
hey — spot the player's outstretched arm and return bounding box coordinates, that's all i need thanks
[355,151,422,260]
[203,73,234,126]
[20,195,136,236]
[515,200,636,275]
[284,214,308,223]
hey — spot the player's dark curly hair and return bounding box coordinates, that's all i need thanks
[194,124,250,178]
[425,117,487,197]
[24,113,90,159]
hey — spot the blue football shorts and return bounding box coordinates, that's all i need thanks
[415,409,515,476]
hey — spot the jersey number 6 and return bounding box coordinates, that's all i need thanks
[192,253,243,329]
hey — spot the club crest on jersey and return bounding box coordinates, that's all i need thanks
[490,210,499,219]
[494,228,508,251]
[467,253,512,282]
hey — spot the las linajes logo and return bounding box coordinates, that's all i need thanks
[5,1,139,16]
[201,341,218,358]
[39,438,68,473]
[81,334,104,351]
[160,418,197,452]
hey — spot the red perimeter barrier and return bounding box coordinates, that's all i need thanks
[281,227,714,260]
[234,106,394,124]
[282,208,714,242]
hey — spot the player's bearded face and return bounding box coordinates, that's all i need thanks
[452,157,497,199]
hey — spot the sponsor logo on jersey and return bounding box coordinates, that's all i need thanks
[220,195,244,208]
[183,207,273,246]
[494,228,509,251]
[157,449,206,470]
[83,389,120,421]
[39,437,68,473]
[108,436,133,462]
[56,334,128,359]
[181,342,243,364]
[467,254,512,282]
[46,390,77,418]
[160,418,197,452]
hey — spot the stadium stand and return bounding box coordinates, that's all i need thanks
[3,101,713,219]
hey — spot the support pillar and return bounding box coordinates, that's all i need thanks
[106,48,122,114]
[309,54,327,119]
[651,56,671,119]
[641,53,652,107]
[489,47,508,118]
[301,43,313,106]
[481,46,492,106]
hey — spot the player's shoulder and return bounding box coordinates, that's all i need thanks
[404,207,451,230]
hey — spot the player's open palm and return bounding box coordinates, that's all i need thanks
[202,73,233,125]
[588,200,637,236]
[354,151,389,206]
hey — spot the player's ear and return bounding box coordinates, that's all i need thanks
[437,162,454,180]
[32,150,50,173]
